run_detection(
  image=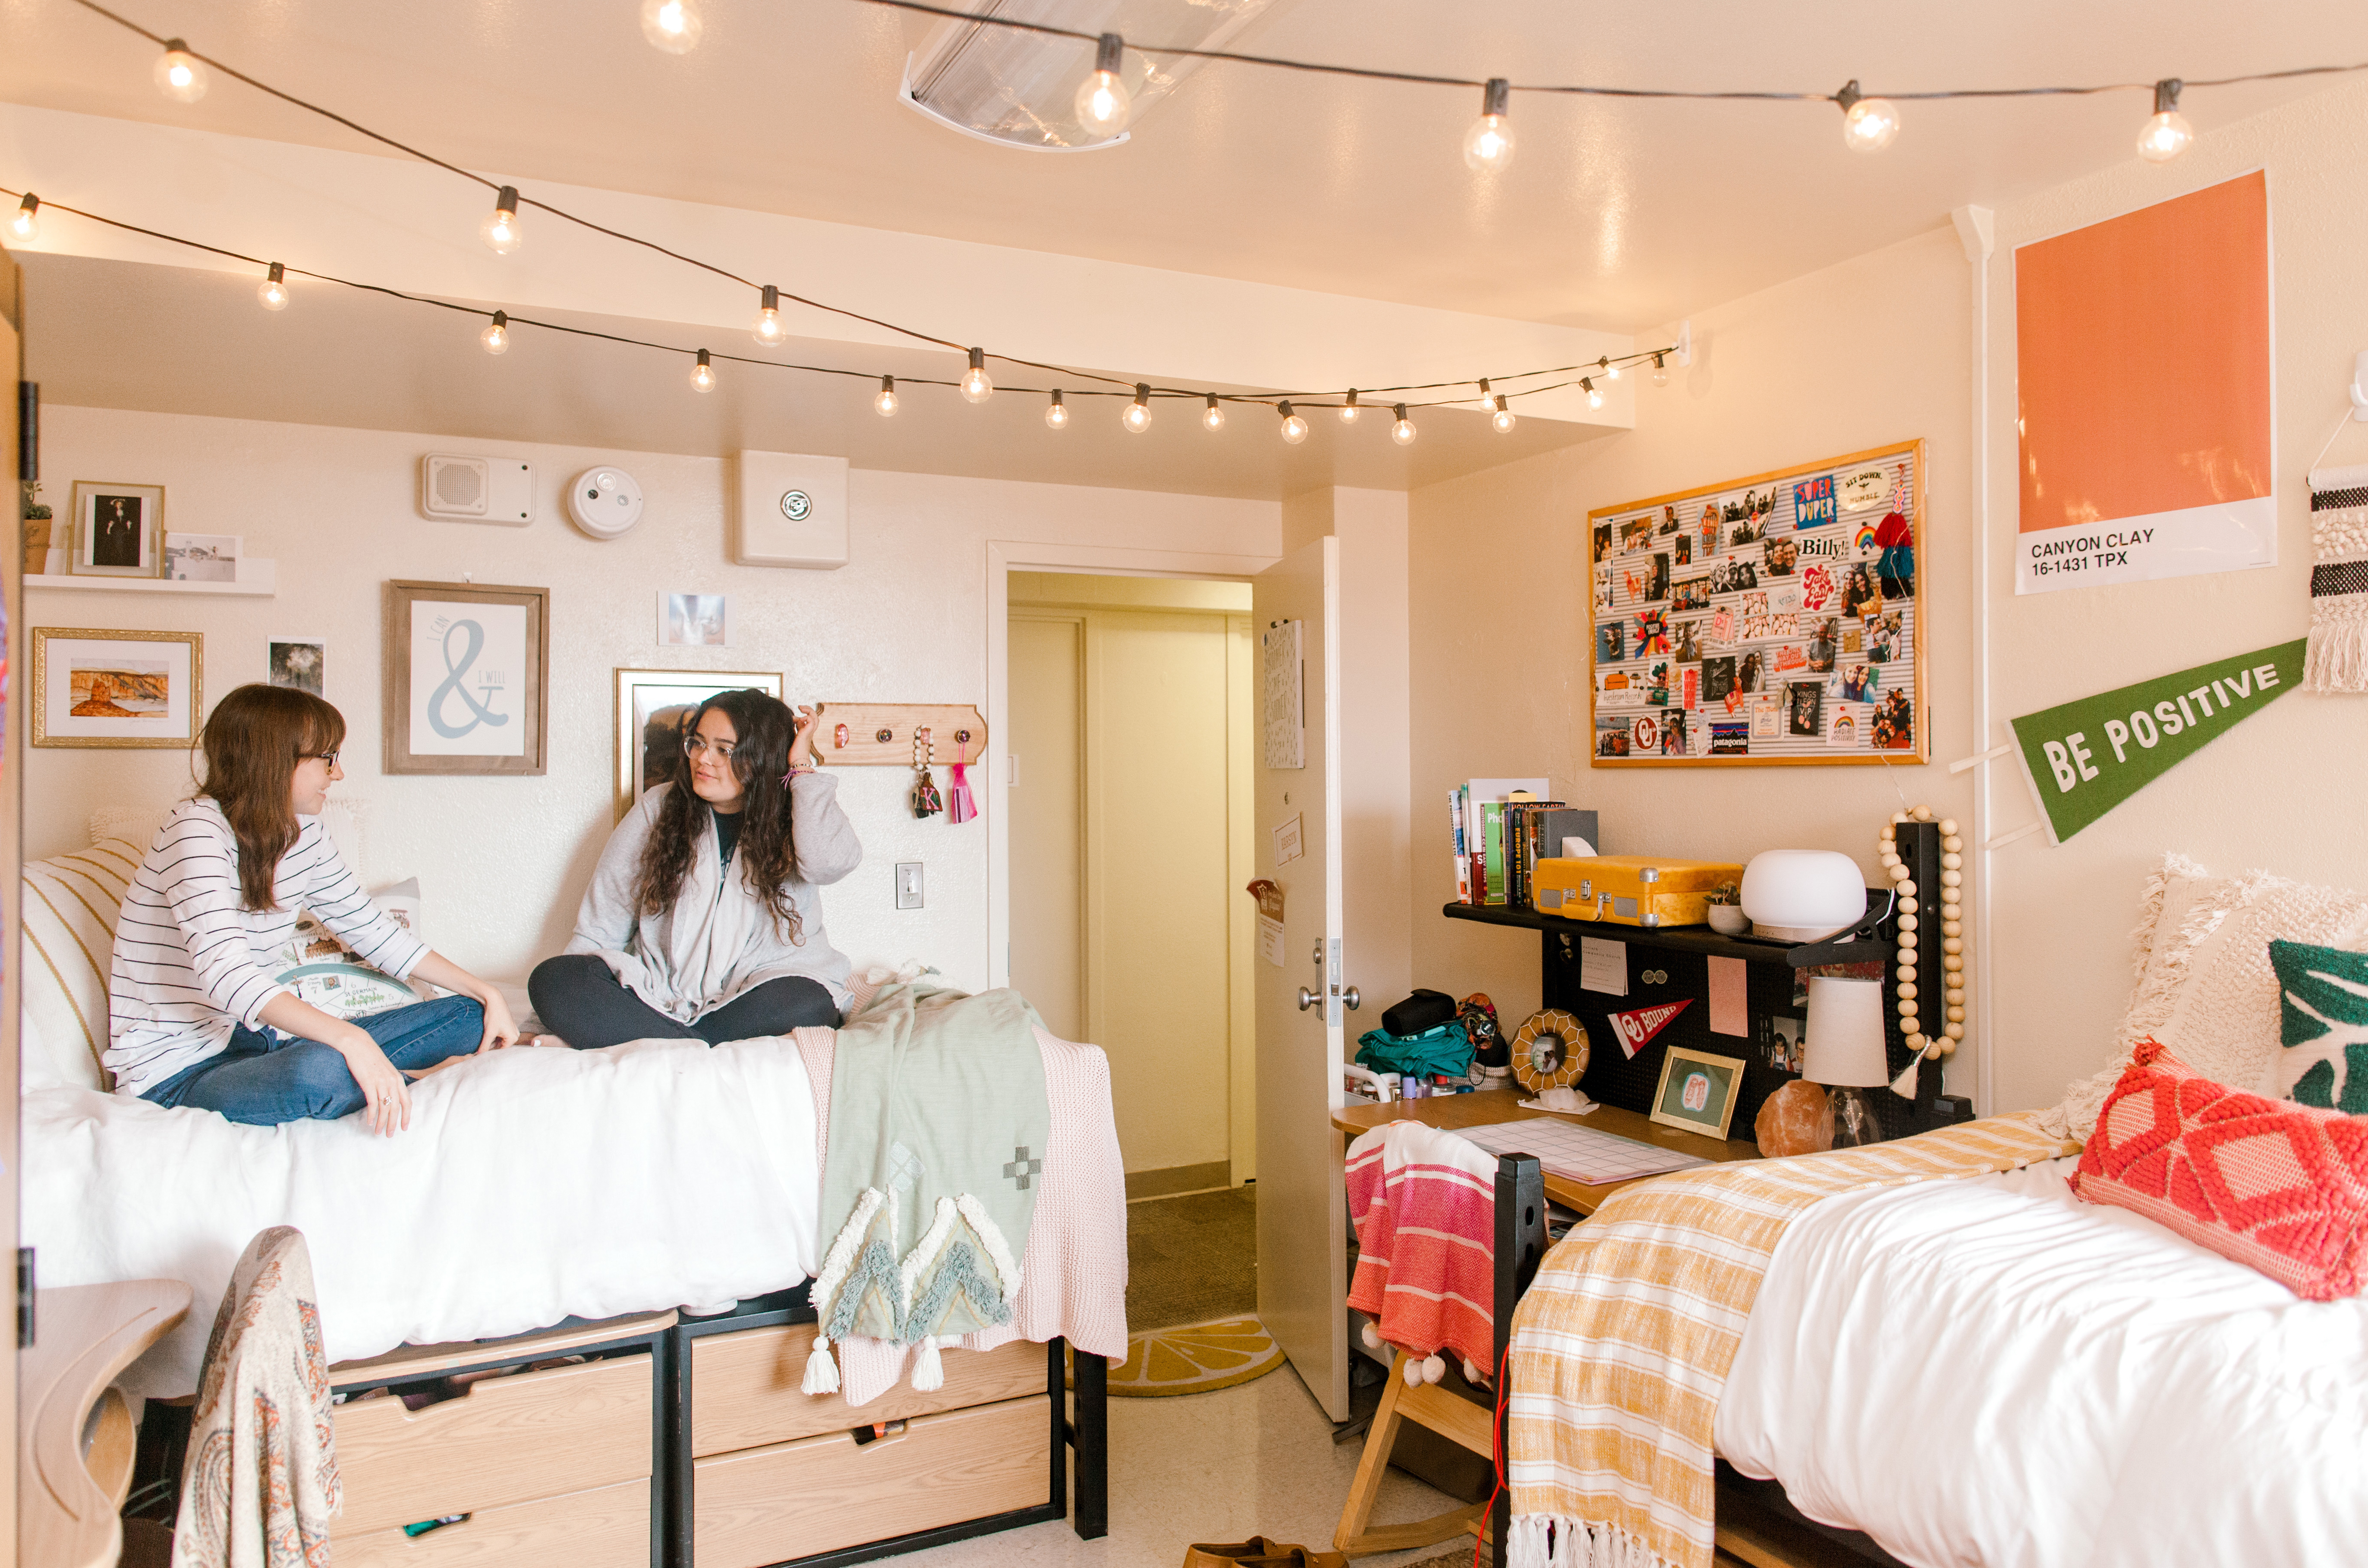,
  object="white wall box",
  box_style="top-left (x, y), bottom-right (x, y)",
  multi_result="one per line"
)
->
top-left (419, 454), bottom-right (535, 525)
top-left (733, 451), bottom-right (850, 570)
